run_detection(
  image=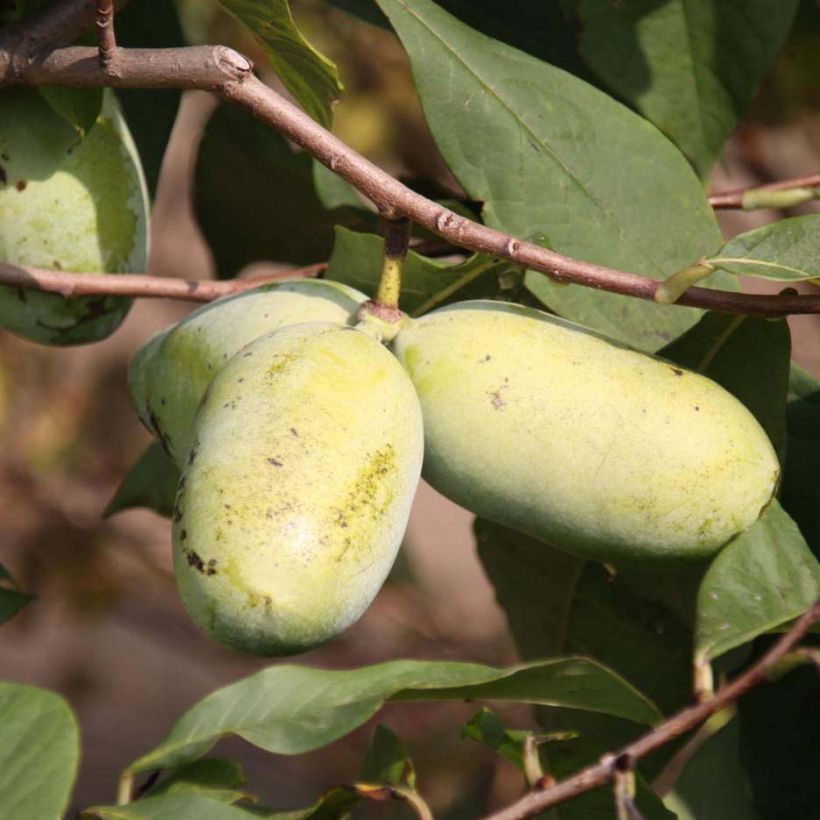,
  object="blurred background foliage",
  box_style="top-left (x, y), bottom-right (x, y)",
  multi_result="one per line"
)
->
top-left (0, 0), bottom-right (819, 815)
